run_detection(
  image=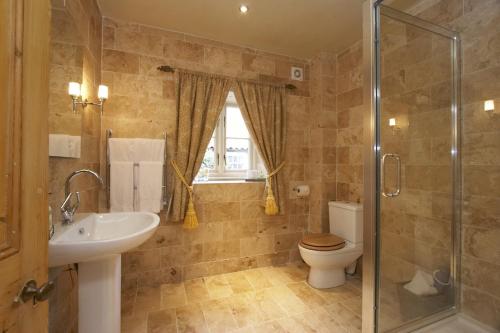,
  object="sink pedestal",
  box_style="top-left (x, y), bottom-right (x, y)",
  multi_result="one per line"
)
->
top-left (79, 255), bottom-right (121, 333)
top-left (49, 212), bottom-right (160, 332)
